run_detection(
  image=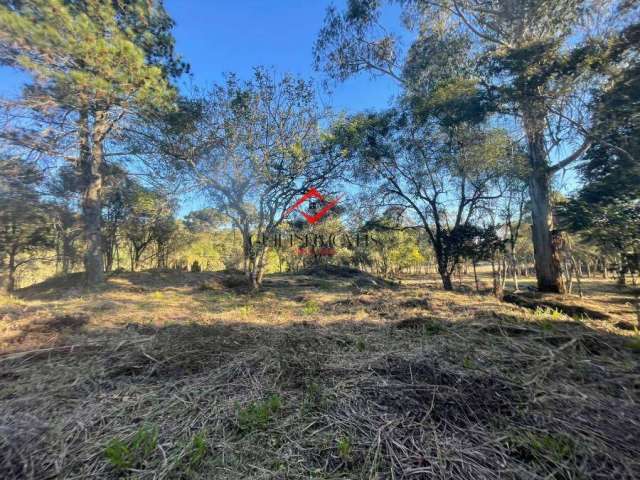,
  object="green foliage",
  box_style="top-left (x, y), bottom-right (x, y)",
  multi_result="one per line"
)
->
top-left (336, 435), bottom-right (352, 461)
top-left (237, 395), bottom-right (283, 432)
top-left (421, 320), bottom-right (444, 336)
top-left (301, 382), bottom-right (327, 412)
top-left (625, 337), bottom-right (640, 352)
top-left (508, 431), bottom-right (576, 464)
top-left (0, 0), bottom-right (176, 111)
top-left (0, 158), bottom-right (54, 291)
top-left (462, 356), bottom-right (474, 369)
top-left (302, 300), bottom-right (320, 315)
top-left (534, 306), bottom-right (565, 324)
top-left (184, 430), bottom-right (208, 469)
top-left (104, 425), bottom-right (158, 471)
